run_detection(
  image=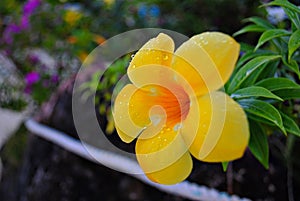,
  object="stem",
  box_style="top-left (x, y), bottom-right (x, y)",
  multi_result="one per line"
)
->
top-left (226, 162), bottom-right (233, 194)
